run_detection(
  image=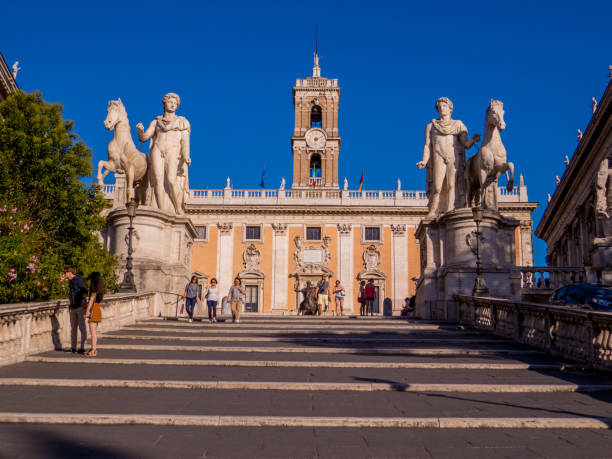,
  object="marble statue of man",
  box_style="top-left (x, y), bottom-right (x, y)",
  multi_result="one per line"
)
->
top-left (417, 97), bottom-right (480, 216)
top-left (136, 93), bottom-right (191, 214)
